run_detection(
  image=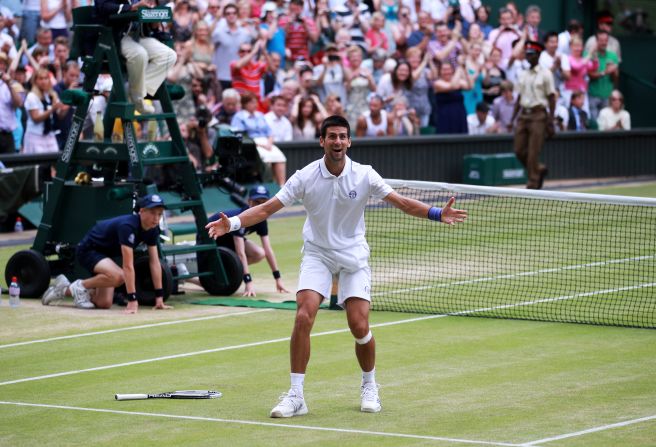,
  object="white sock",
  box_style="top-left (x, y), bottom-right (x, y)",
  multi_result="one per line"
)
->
top-left (290, 373), bottom-right (305, 395)
top-left (362, 368), bottom-right (376, 385)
